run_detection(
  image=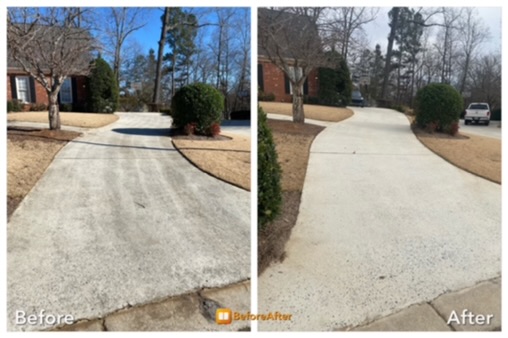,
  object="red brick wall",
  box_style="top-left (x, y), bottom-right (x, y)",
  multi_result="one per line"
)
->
top-left (259, 61), bottom-right (319, 103)
top-left (7, 73), bottom-right (88, 109)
